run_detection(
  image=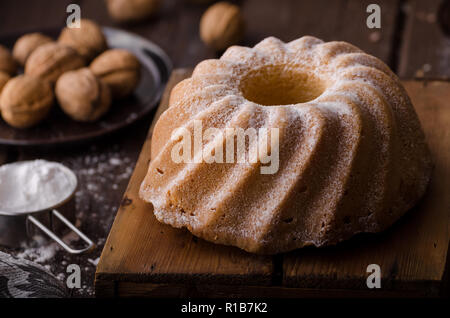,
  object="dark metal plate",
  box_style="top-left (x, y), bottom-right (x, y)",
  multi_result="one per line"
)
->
top-left (0, 27), bottom-right (172, 146)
